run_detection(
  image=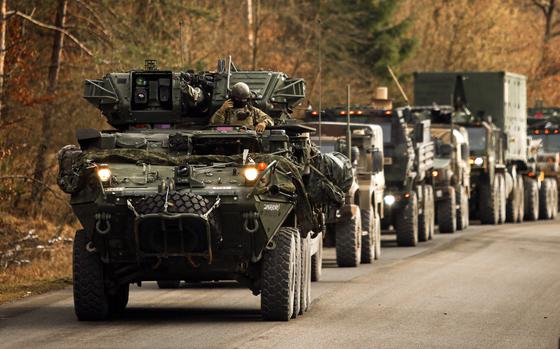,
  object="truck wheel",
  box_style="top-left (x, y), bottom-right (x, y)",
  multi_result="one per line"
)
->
top-left (539, 179), bottom-right (553, 220)
top-left (311, 234), bottom-right (323, 282)
top-left (108, 284), bottom-right (129, 314)
top-left (292, 233), bottom-right (302, 318)
top-left (517, 176), bottom-right (525, 223)
top-left (157, 280), bottom-right (181, 289)
top-left (524, 178), bottom-right (539, 221)
top-left (506, 176), bottom-right (521, 223)
top-left (73, 229), bottom-right (110, 321)
top-left (551, 180), bottom-right (558, 218)
top-left (374, 215), bottom-right (382, 259)
top-left (418, 186), bottom-right (434, 242)
top-left (498, 174), bottom-right (507, 224)
top-left (360, 208), bottom-right (374, 263)
top-left (426, 186), bottom-right (436, 240)
top-left (438, 187), bottom-right (457, 233)
top-left (299, 235), bottom-right (311, 315)
top-left (395, 192), bottom-right (418, 247)
top-left (261, 227), bottom-right (297, 321)
top-left (456, 186), bottom-right (469, 230)
top-left (336, 206), bottom-right (362, 267)
top-left (480, 179), bottom-right (500, 224)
